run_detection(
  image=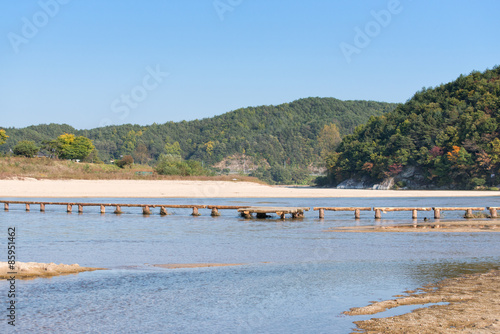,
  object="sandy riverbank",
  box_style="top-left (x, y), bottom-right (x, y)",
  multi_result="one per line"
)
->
top-left (345, 269), bottom-right (500, 333)
top-left (1, 179), bottom-right (500, 198)
top-left (326, 221), bottom-right (500, 233)
top-left (0, 262), bottom-right (106, 279)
